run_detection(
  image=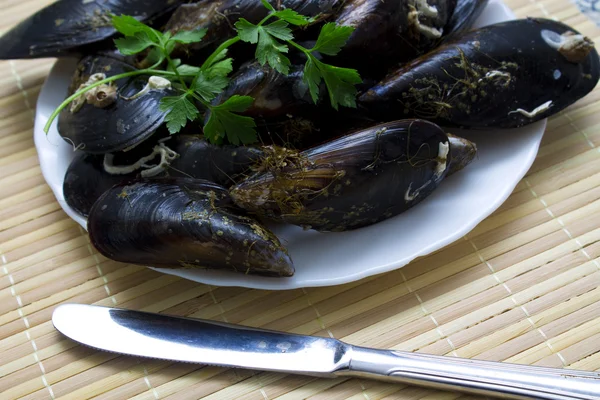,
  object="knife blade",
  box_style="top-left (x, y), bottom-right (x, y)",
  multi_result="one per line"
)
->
top-left (52, 304), bottom-right (600, 400)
